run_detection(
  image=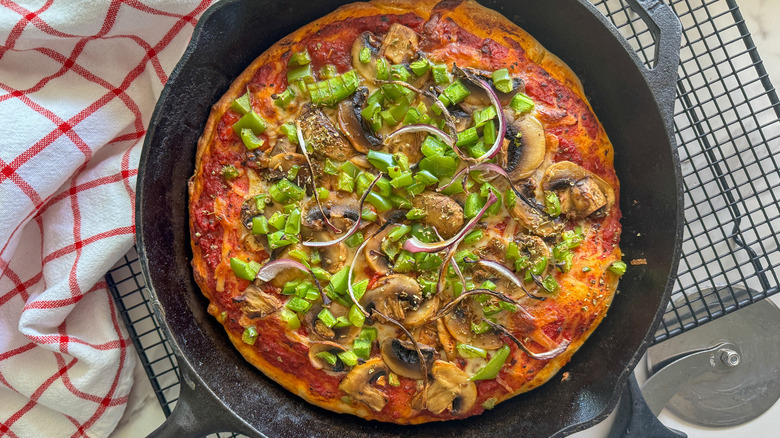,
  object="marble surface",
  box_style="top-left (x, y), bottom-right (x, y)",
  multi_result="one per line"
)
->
top-left (110, 0), bottom-right (780, 436)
